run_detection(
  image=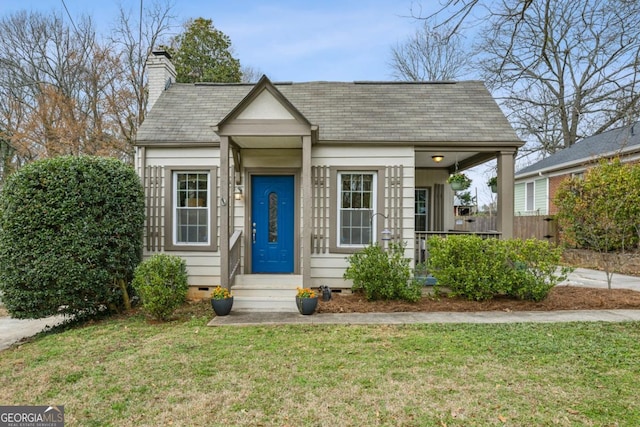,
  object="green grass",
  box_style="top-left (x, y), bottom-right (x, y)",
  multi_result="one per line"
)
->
top-left (1, 303), bottom-right (639, 426)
